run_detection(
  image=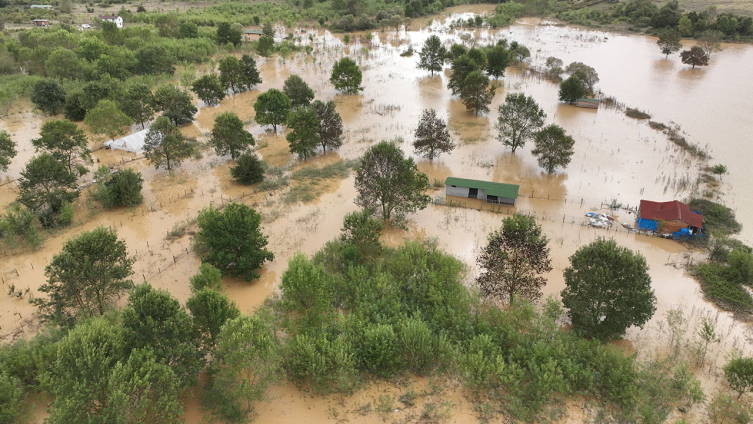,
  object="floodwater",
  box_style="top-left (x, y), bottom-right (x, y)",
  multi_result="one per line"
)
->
top-left (3, 5), bottom-right (753, 422)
